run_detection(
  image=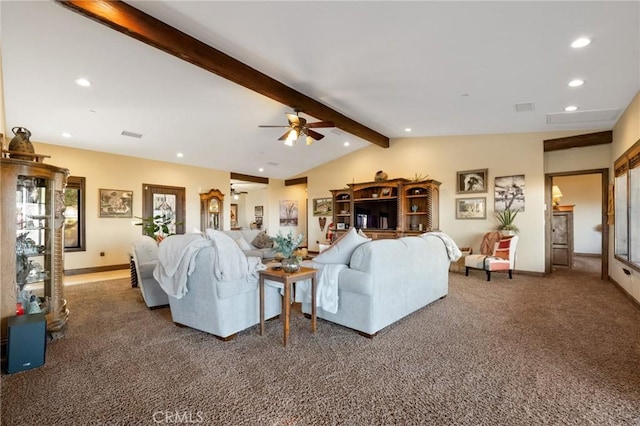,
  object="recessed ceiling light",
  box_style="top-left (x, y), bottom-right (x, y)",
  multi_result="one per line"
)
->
top-left (564, 105), bottom-right (578, 112)
top-left (405, 128), bottom-right (412, 132)
top-left (571, 37), bottom-right (591, 48)
top-left (61, 132), bottom-right (72, 138)
top-left (176, 152), bottom-right (184, 158)
top-left (568, 79), bottom-right (584, 87)
top-left (344, 141), bottom-right (350, 147)
top-left (75, 78), bottom-right (92, 87)
top-left (258, 167), bottom-right (264, 172)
